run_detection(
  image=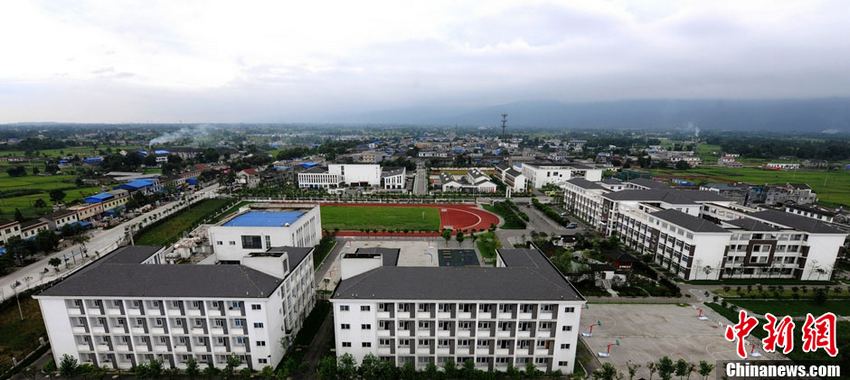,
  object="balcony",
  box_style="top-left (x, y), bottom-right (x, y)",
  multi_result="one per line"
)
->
top-left (213, 346), bottom-right (227, 353)
top-left (476, 330), bottom-right (491, 338)
top-left (131, 327), bottom-right (146, 334)
top-left (517, 330), bottom-right (531, 338)
top-left (232, 345), bottom-right (247, 354)
top-left (191, 327), bottom-right (205, 335)
top-left (456, 329), bottom-right (473, 338)
top-left (153, 345), bottom-right (169, 353)
top-left (436, 329), bottom-right (451, 337)
top-left (210, 327), bottom-right (225, 335)
top-left (90, 326), bottom-right (106, 334)
top-left (227, 309), bottom-right (243, 317)
top-left (538, 311), bottom-right (554, 320)
top-left (207, 309), bottom-right (224, 317)
top-left (496, 330), bottom-right (512, 338)
top-left (436, 346), bottom-right (451, 355)
top-left (495, 348), bottom-right (510, 356)
top-left (397, 330), bottom-right (412, 337)
top-left (166, 309), bottom-right (182, 316)
top-left (173, 345), bottom-right (189, 353)
top-left (96, 344), bottom-right (110, 351)
top-left (114, 344), bottom-right (130, 352)
top-left (126, 308), bottom-right (142, 316)
top-left (77, 344), bottom-right (92, 352)
top-left (87, 308), bottom-right (103, 316)
top-left (106, 308), bottom-right (122, 316)
top-left (150, 327), bottom-right (166, 335)
top-left (518, 312), bottom-right (533, 320)
top-left (416, 329), bottom-right (431, 337)
top-left (192, 345), bottom-right (208, 353)
top-left (437, 311), bottom-right (451, 319)
top-left (396, 311), bottom-right (412, 319)
top-left (72, 326), bottom-right (88, 334)
top-left (377, 347), bottom-right (393, 355)
top-left (186, 309), bottom-right (202, 317)
top-left (146, 308), bottom-right (163, 316)
top-left (377, 311), bottom-right (391, 319)
top-left (457, 312), bottom-right (472, 319)
top-left (377, 329), bottom-right (392, 337)
top-left (534, 348), bottom-right (550, 356)
top-left (497, 311), bottom-right (512, 319)
top-left (415, 311), bottom-right (431, 319)
top-left (416, 346), bottom-right (431, 354)
top-left (68, 308), bottom-right (84, 316)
